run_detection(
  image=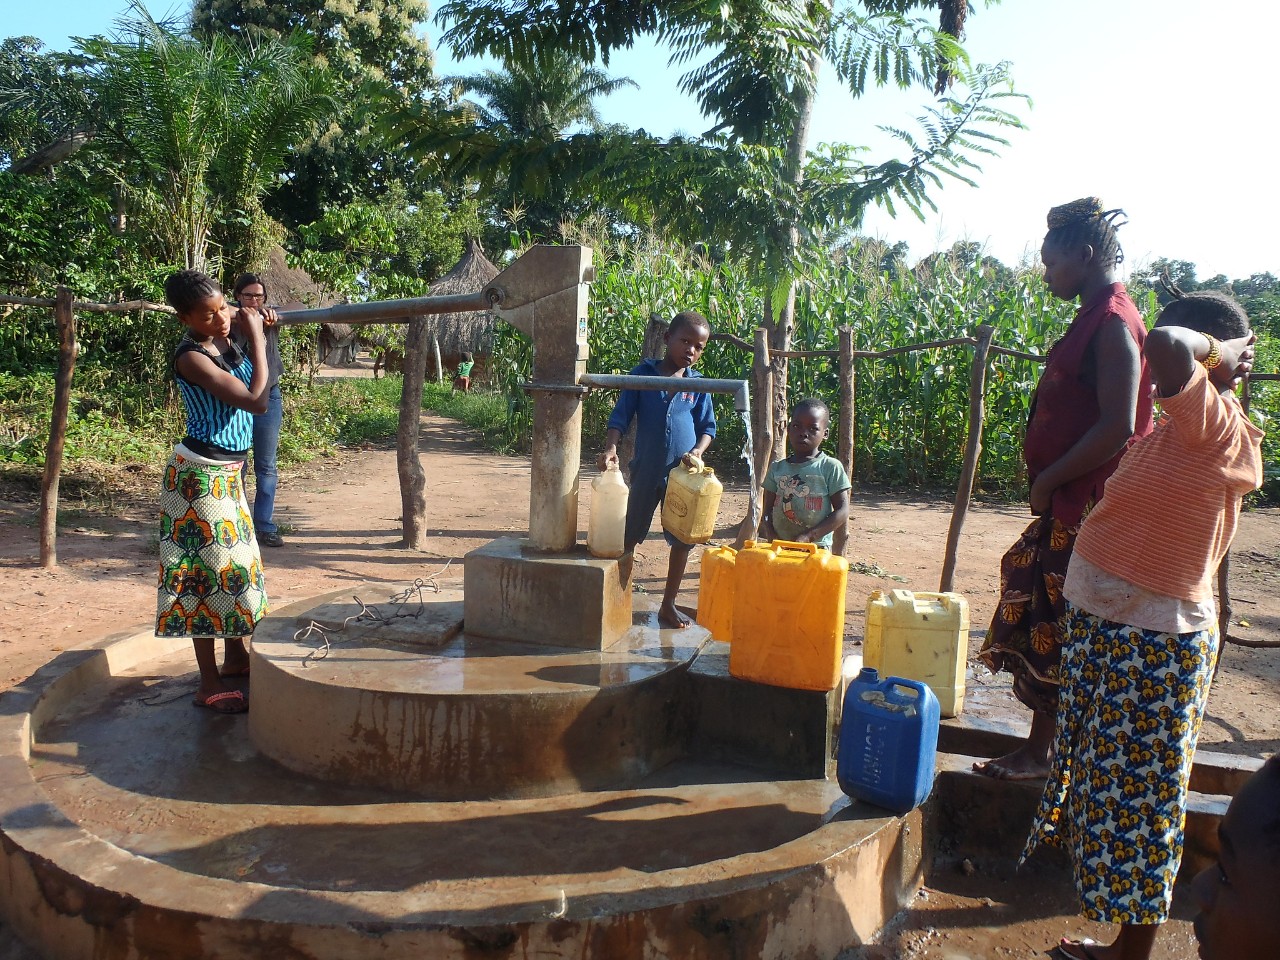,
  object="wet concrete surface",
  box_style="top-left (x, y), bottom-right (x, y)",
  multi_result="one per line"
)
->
top-left (29, 646), bottom-right (856, 894)
top-left (259, 593), bottom-right (705, 695)
top-left (246, 594), bottom-right (714, 797)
